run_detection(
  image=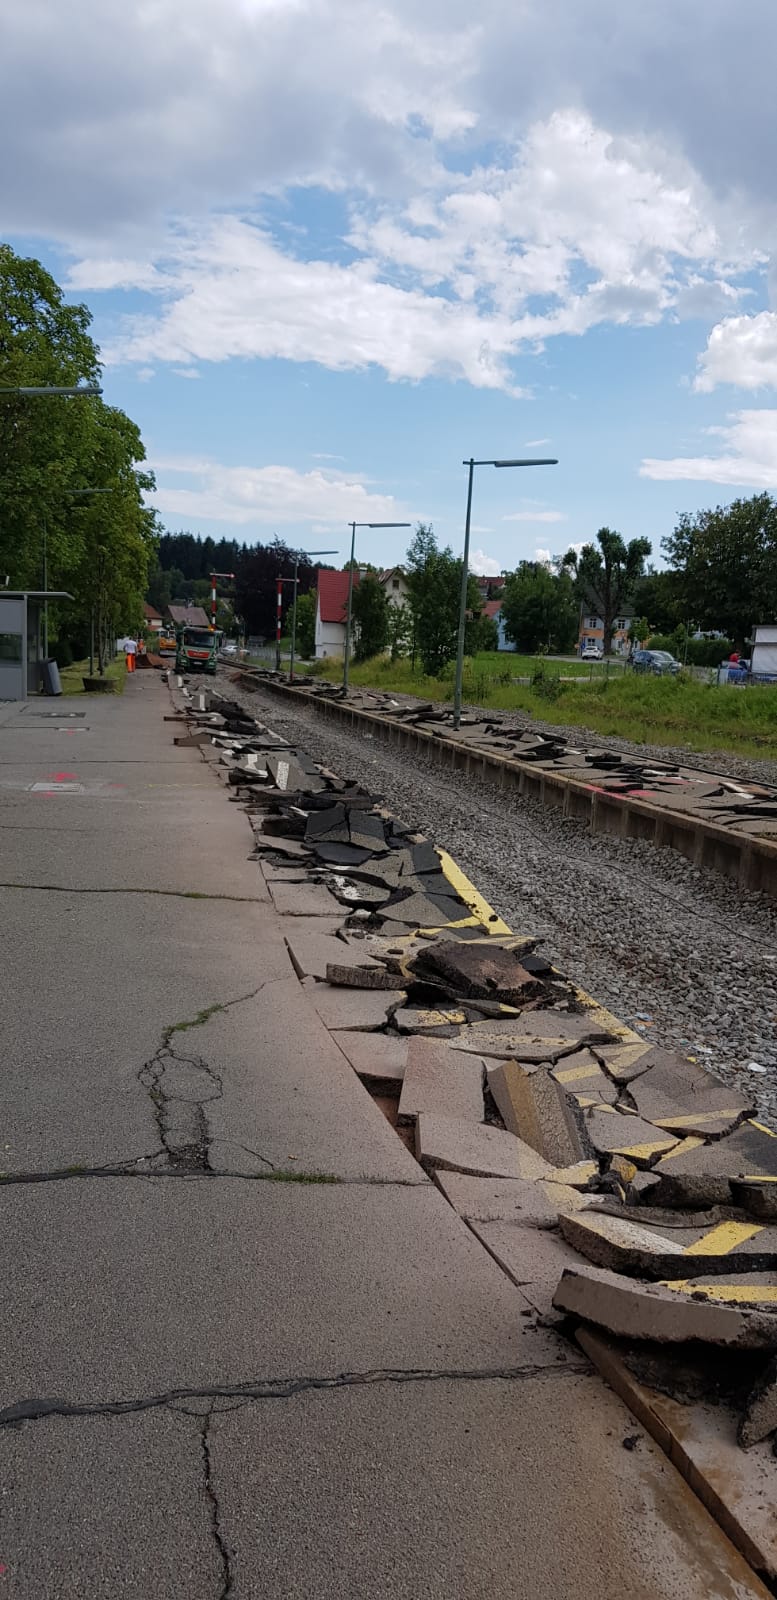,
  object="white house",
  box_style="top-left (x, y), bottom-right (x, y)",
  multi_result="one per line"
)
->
top-left (315, 569), bottom-right (357, 659)
top-left (379, 567), bottom-right (410, 608)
